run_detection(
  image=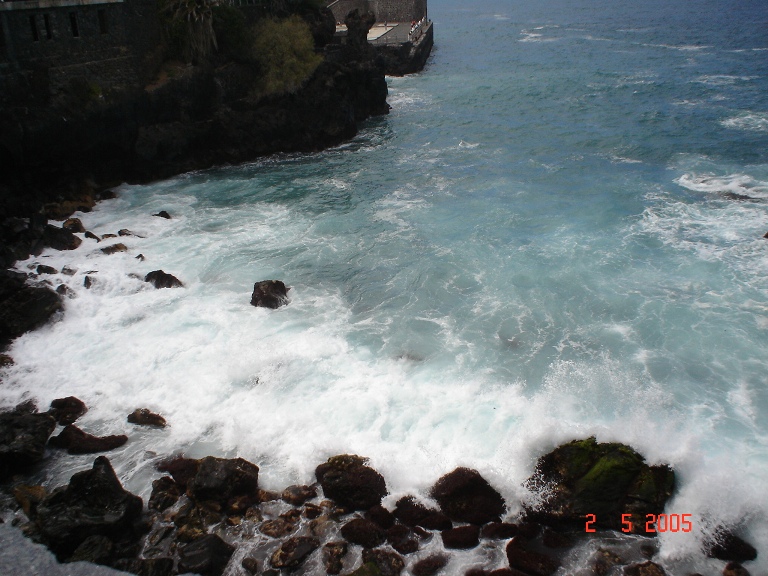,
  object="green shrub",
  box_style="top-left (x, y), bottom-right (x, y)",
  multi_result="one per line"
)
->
top-left (211, 5), bottom-right (250, 60)
top-left (250, 15), bottom-right (322, 96)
